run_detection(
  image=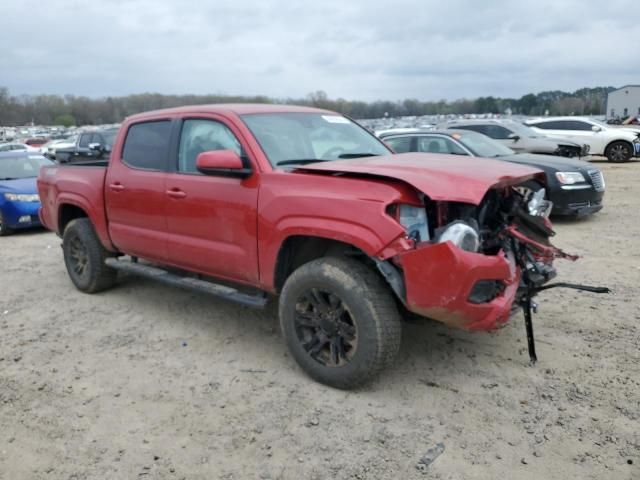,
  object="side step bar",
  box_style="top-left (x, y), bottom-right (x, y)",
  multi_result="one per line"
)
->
top-left (105, 258), bottom-right (268, 309)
